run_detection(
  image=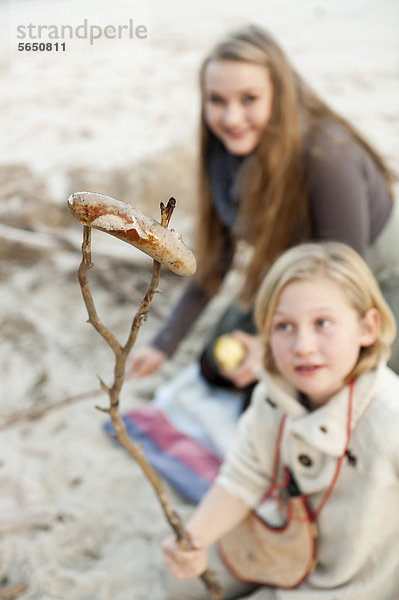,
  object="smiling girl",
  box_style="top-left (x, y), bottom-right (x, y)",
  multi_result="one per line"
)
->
top-left (130, 24), bottom-right (399, 401)
top-left (162, 241), bottom-right (399, 600)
